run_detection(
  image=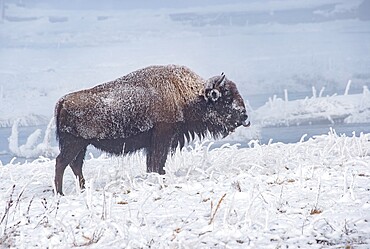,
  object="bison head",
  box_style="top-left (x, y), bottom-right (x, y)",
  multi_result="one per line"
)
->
top-left (203, 73), bottom-right (250, 137)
